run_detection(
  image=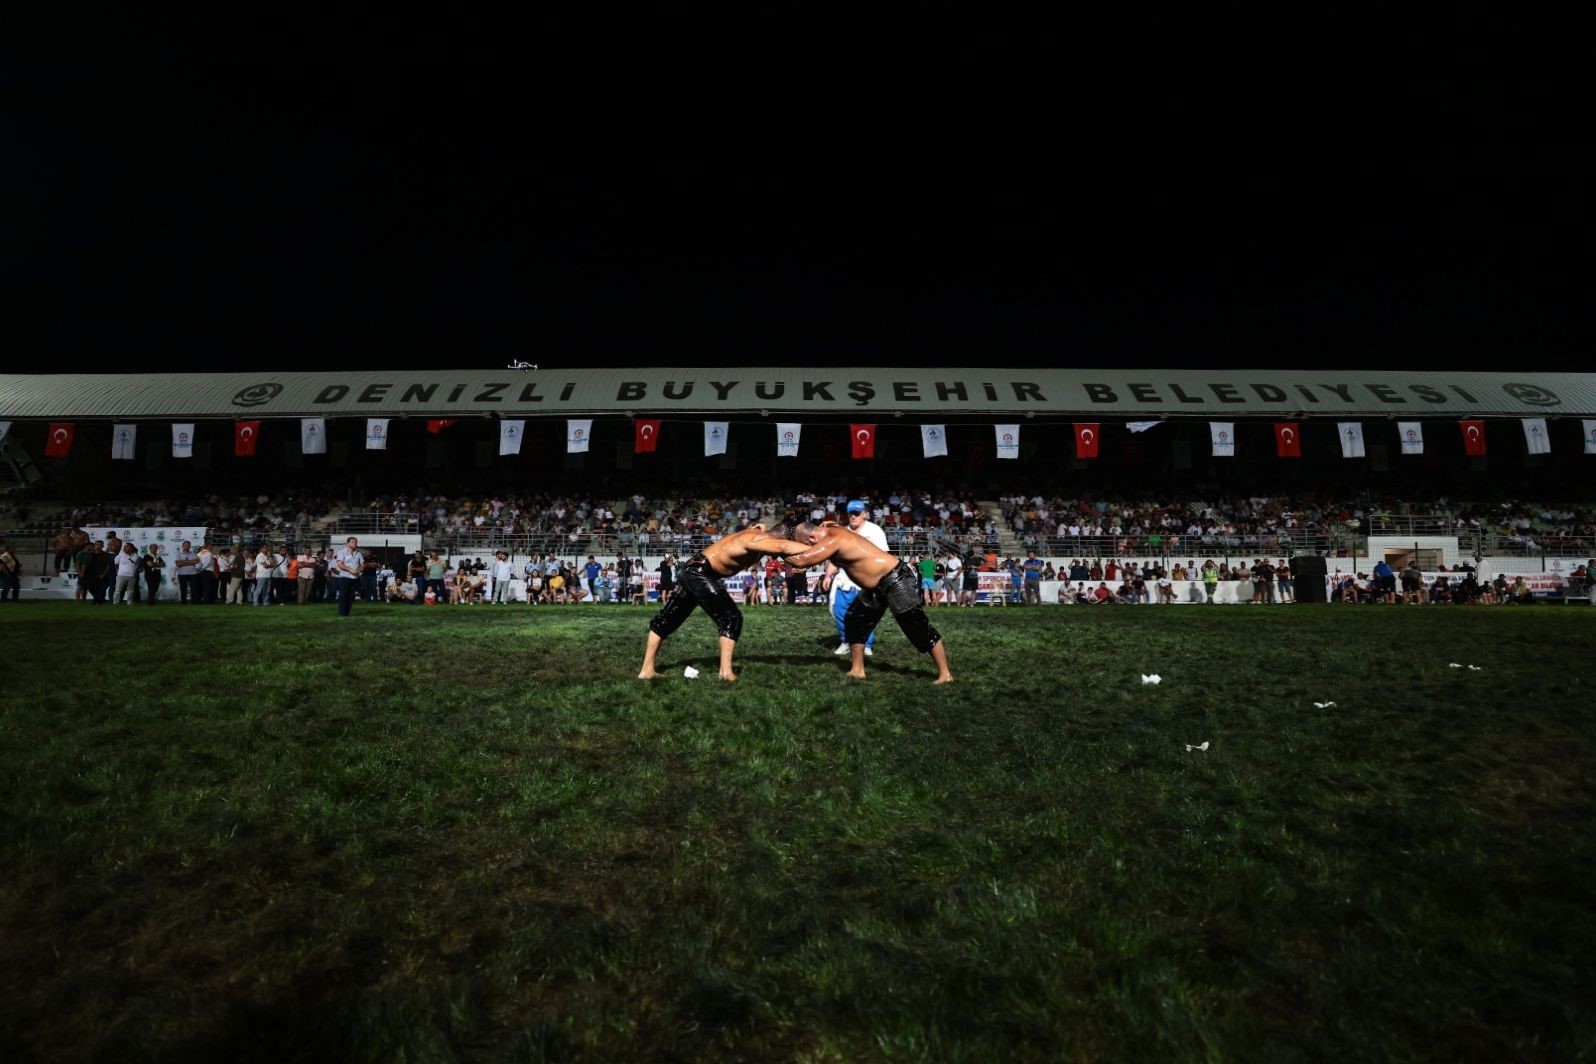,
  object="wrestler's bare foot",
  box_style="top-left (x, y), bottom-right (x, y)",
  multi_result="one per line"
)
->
top-left (933, 674), bottom-right (954, 685)
top-left (637, 669), bottom-right (665, 680)
top-left (846, 668), bottom-right (867, 679)
top-left (719, 671), bottom-right (737, 682)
